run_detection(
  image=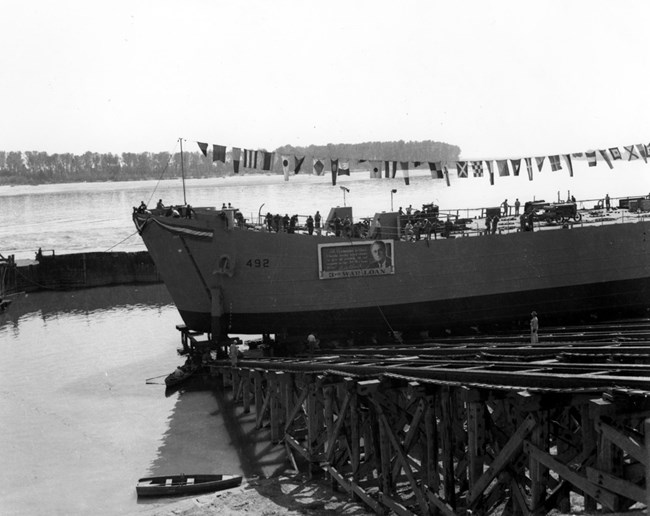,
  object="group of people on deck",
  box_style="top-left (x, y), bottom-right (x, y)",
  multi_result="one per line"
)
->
top-left (264, 212), bottom-right (321, 234)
